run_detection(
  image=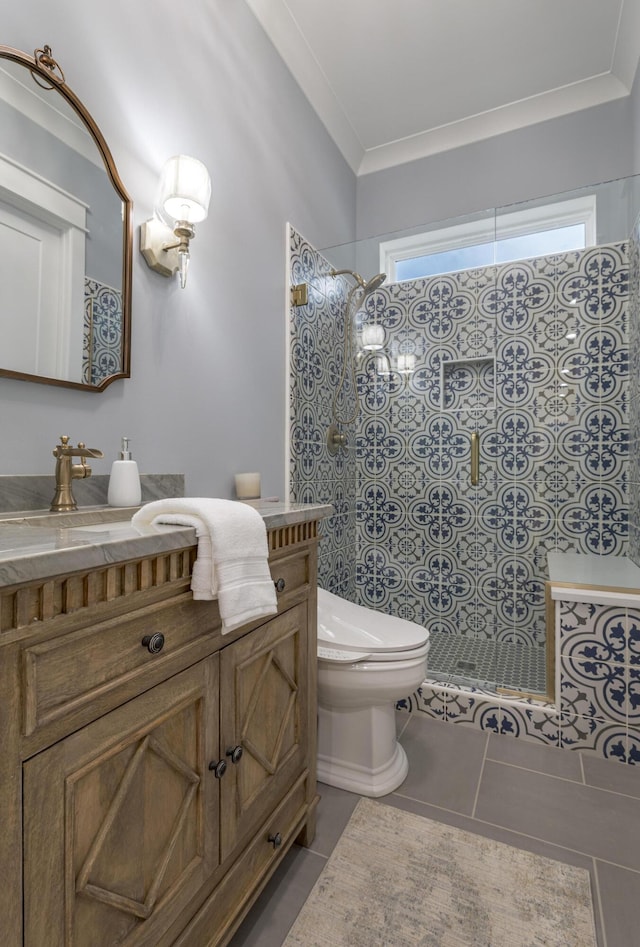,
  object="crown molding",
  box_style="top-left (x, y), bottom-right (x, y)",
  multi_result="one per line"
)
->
top-left (358, 73), bottom-right (630, 176)
top-left (246, 0), bottom-right (637, 178)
